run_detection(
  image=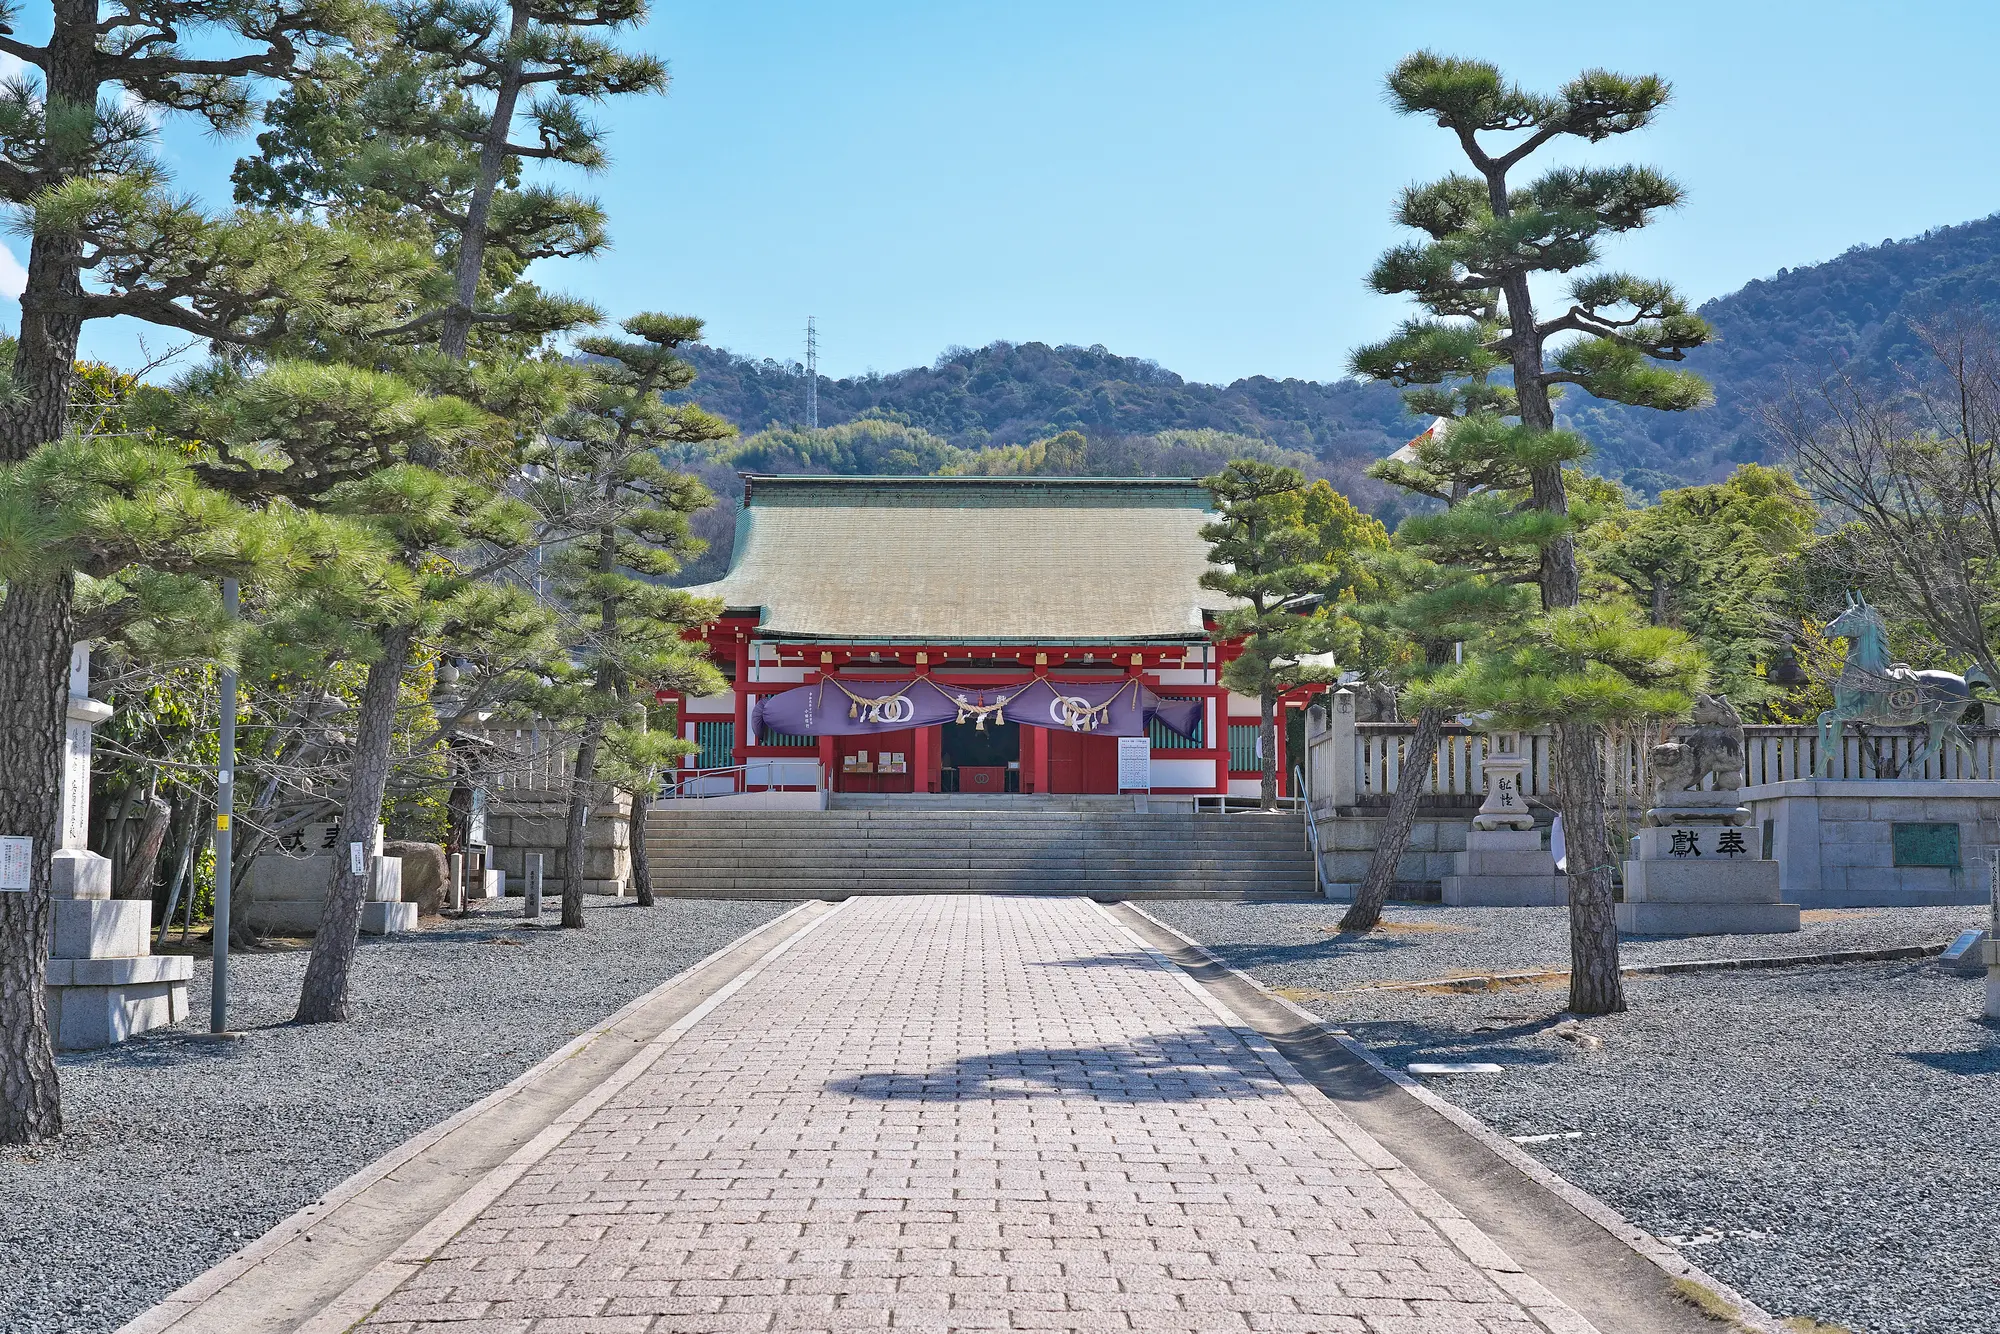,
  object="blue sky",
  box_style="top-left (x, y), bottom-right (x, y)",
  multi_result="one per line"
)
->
top-left (42, 1), bottom-right (2000, 385)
